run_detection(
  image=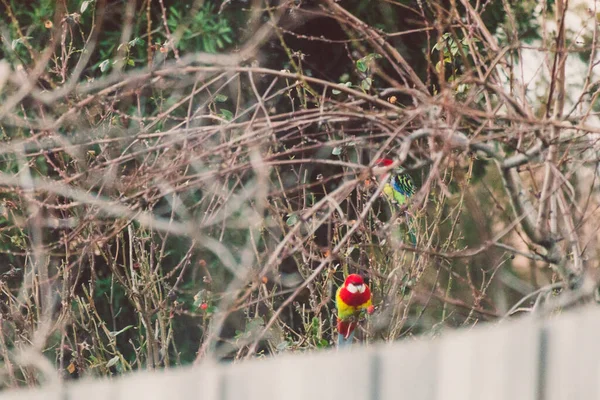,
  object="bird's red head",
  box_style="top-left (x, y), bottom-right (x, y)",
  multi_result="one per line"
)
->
top-left (344, 273), bottom-right (365, 286)
top-left (375, 158), bottom-right (394, 167)
top-left (340, 274), bottom-right (371, 307)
